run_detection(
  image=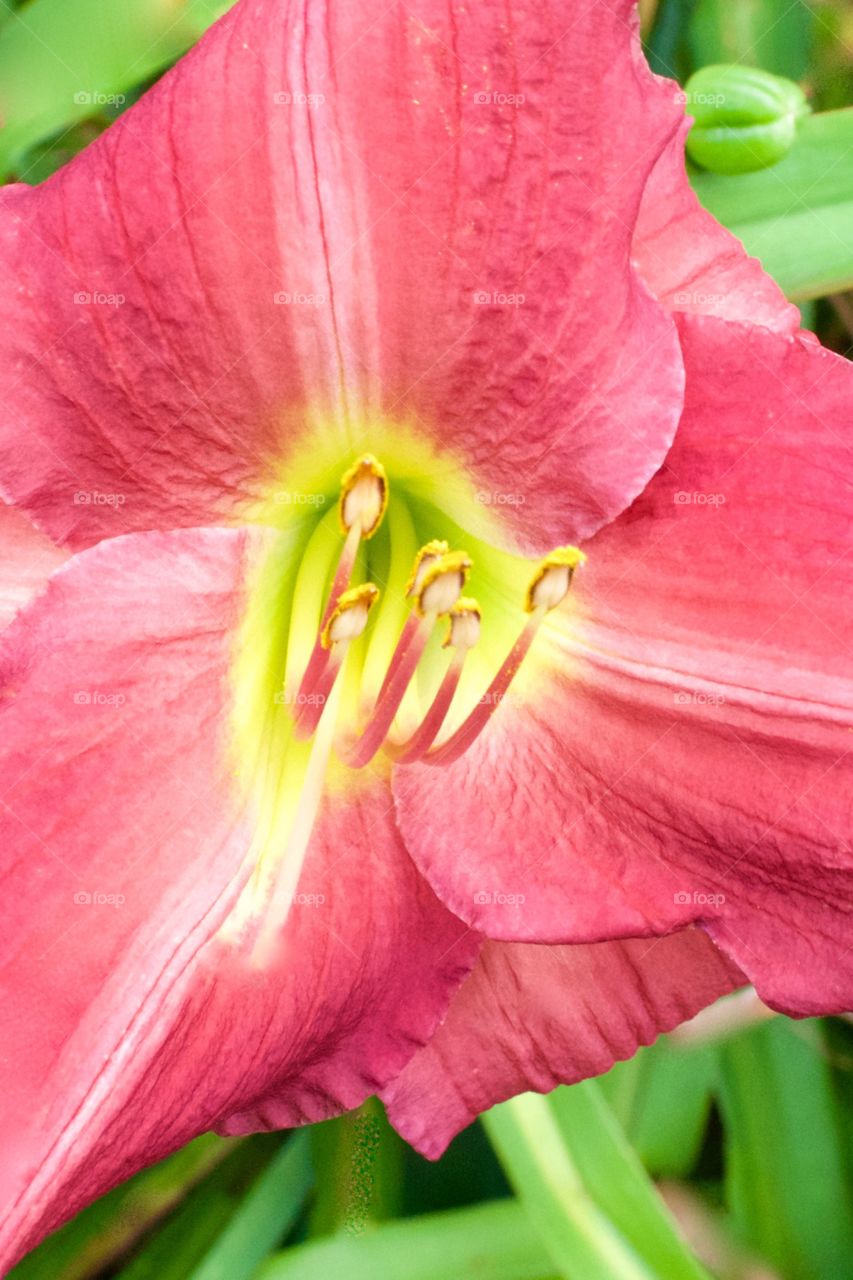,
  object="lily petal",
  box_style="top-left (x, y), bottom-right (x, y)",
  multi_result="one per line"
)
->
top-left (382, 928), bottom-right (742, 1158)
top-left (0, 0), bottom-right (685, 553)
top-left (0, 526), bottom-right (475, 1268)
top-left (393, 315), bottom-right (853, 1017)
top-left (0, 499), bottom-right (66, 630)
top-left (632, 121), bottom-right (800, 333)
